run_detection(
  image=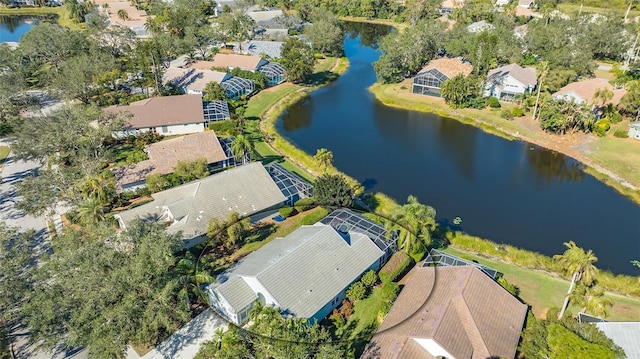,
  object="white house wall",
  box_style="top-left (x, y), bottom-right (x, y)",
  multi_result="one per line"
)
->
top-left (553, 92), bottom-right (586, 104)
top-left (484, 74), bottom-right (532, 98)
top-left (209, 287), bottom-right (240, 324)
top-left (241, 276), bottom-right (280, 307)
top-left (157, 122), bottom-right (205, 136)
